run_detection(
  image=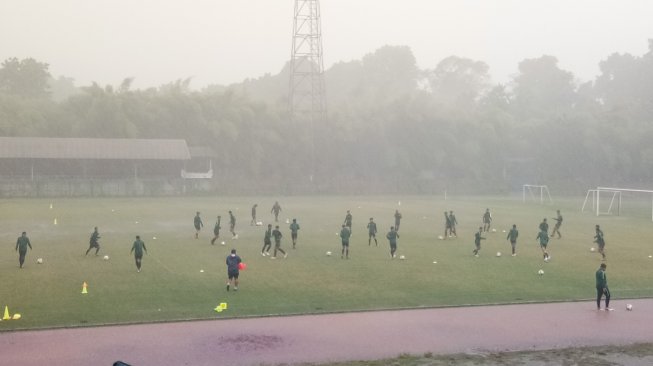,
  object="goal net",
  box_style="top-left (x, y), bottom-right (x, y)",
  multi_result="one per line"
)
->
top-left (582, 187), bottom-right (653, 221)
top-left (522, 184), bottom-right (553, 204)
